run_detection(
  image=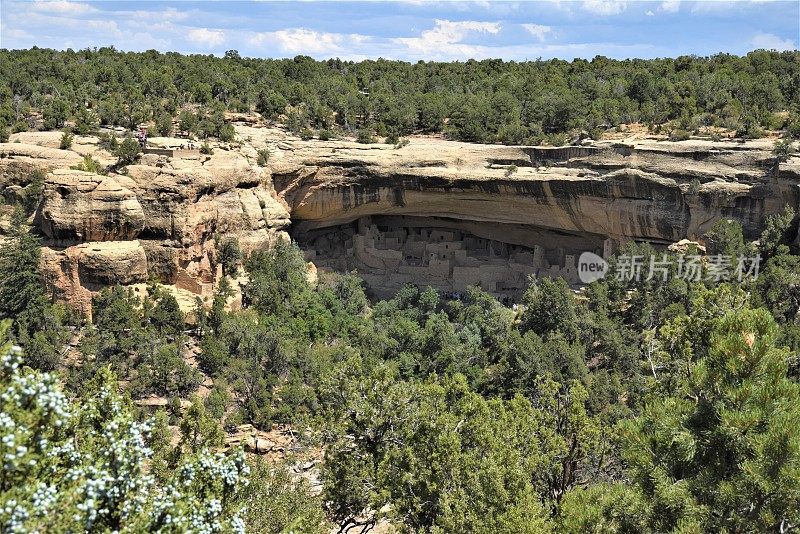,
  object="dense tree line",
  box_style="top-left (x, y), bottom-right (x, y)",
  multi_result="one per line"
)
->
top-left (1, 48), bottom-right (799, 144)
